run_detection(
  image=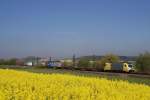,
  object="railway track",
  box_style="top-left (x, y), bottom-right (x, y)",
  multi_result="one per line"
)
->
top-left (48, 67), bottom-right (150, 79)
top-left (1, 66), bottom-right (150, 78)
top-left (67, 69), bottom-right (150, 79)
